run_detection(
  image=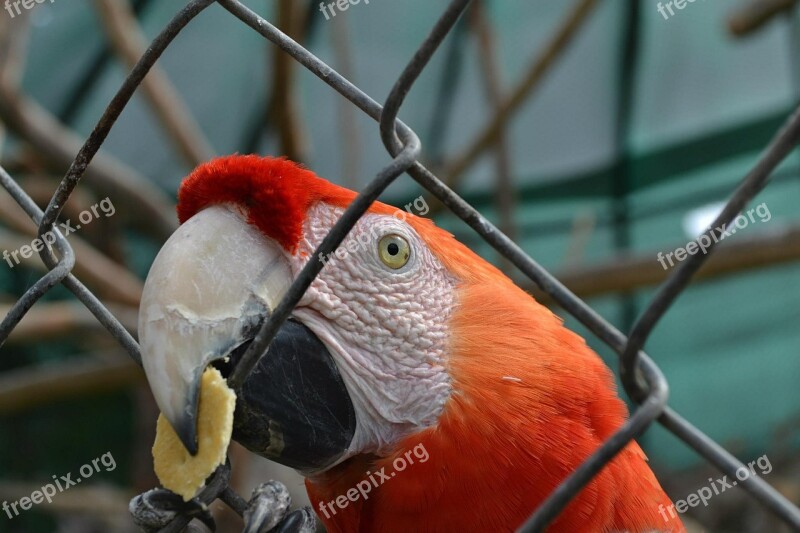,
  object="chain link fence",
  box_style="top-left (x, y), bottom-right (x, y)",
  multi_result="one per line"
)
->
top-left (1, 0), bottom-right (800, 531)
